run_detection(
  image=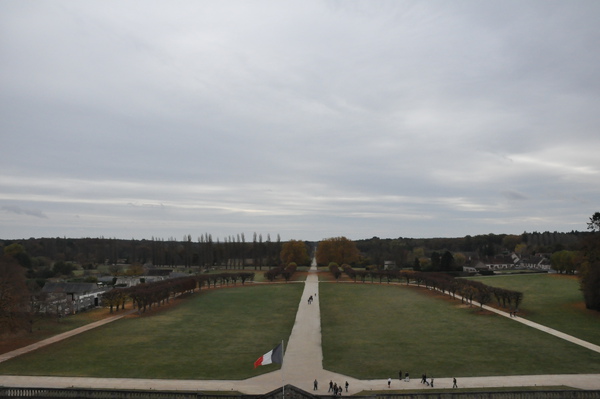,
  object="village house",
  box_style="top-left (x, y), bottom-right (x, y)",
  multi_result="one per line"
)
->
top-left (520, 255), bottom-right (551, 271)
top-left (40, 282), bottom-right (108, 315)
